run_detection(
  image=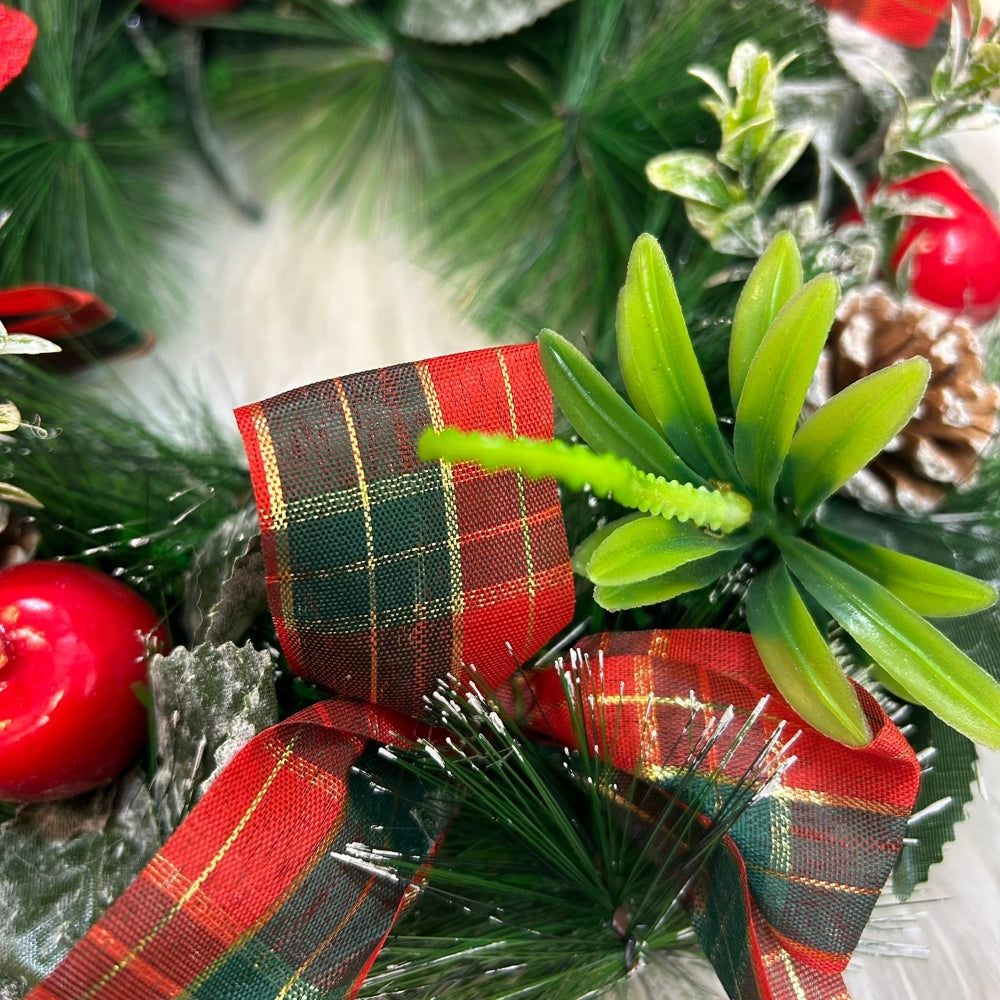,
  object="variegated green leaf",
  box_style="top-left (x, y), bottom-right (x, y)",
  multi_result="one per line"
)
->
top-left (733, 274), bottom-right (839, 503)
top-left (782, 357), bottom-right (929, 519)
top-left (729, 231), bottom-right (802, 409)
top-left (747, 564), bottom-right (871, 747)
top-left (593, 549), bottom-right (740, 612)
top-left (586, 515), bottom-right (749, 587)
top-left (781, 536), bottom-right (1000, 749)
top-left (616, 234), bottom-right (736, 482)
top-left (538, 330), bottom-right (703, 484)
top-left (0, 402), bottom-right (21, 433)
top-left (645, 152), bottom-right (732, 208)
top-left (754, 127), bottom-right (812, 199)
top-left (814, 524), bottom-right (996, 618)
